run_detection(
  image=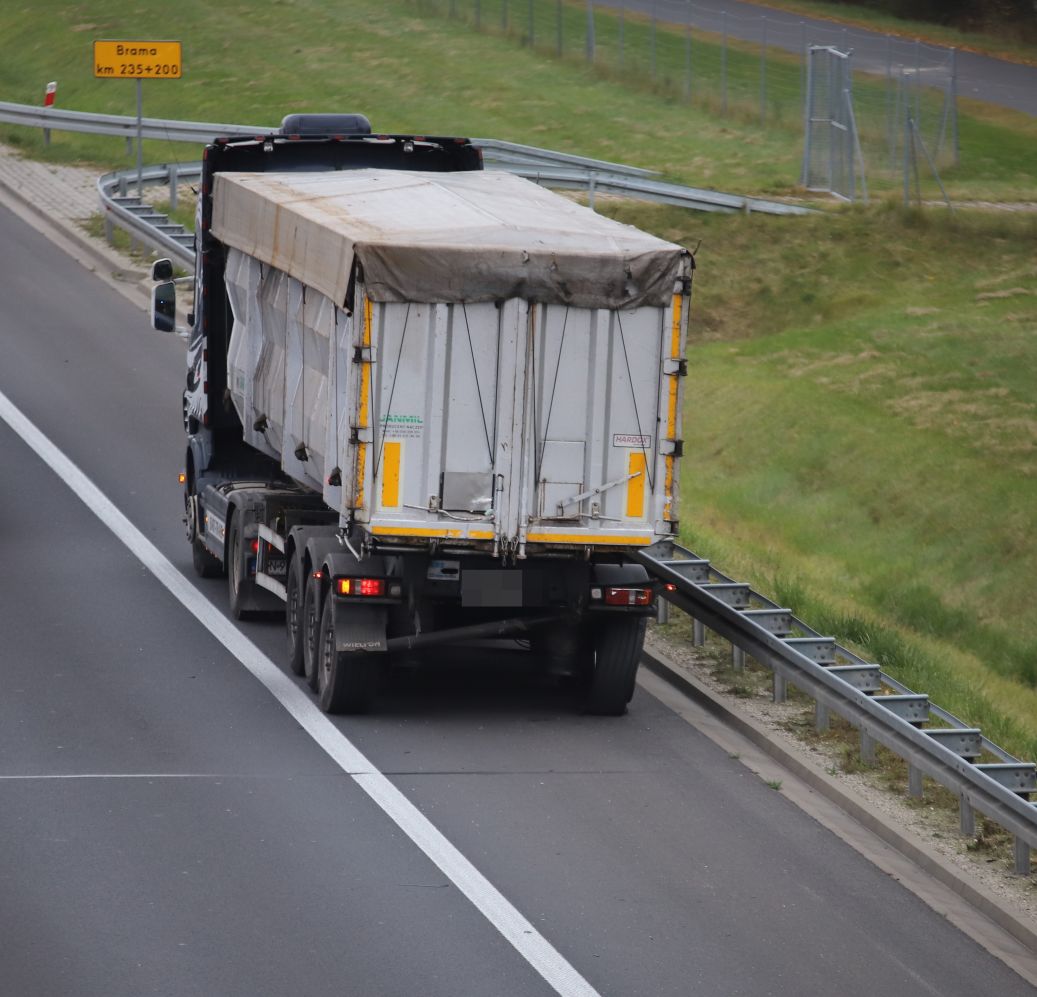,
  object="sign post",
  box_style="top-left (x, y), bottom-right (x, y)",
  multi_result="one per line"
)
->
top-left (93, 40), bottom-right (182, 197)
